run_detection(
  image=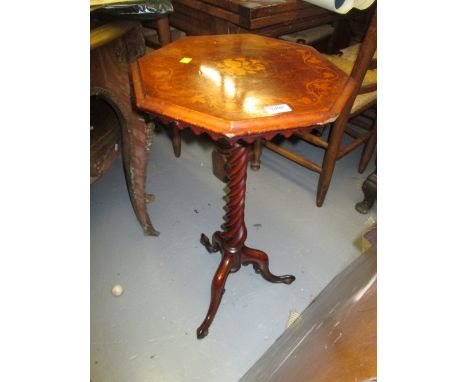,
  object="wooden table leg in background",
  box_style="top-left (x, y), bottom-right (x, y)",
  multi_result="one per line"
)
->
top-left (153, 16), bottom-right (171, 46)
top-left (211, 139), bottom-right (231, 183)
top-left (168, 121), bottom-right (181, 158)
top-left (250, 138), bottom-right (263, 171)
top-left (198, 141), bottom-right (296, 338)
